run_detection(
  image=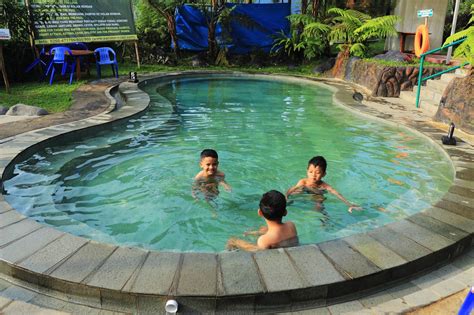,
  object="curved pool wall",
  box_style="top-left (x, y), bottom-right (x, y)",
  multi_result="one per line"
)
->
top-left (0, 72), bottom-right (472, 313)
